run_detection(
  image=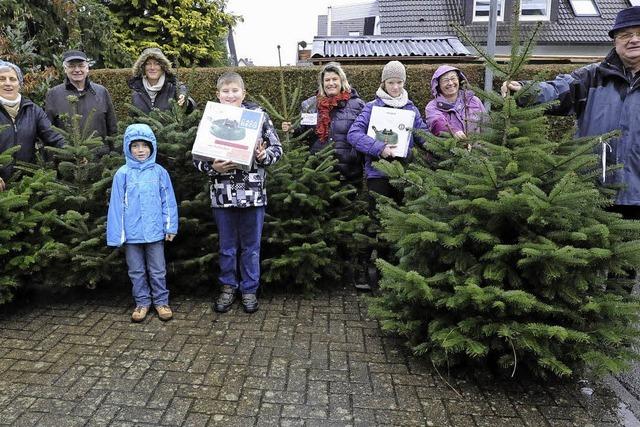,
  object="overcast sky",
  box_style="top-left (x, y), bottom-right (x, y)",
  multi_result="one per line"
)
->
top-left (226, 0), bottom-right (366, 66)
